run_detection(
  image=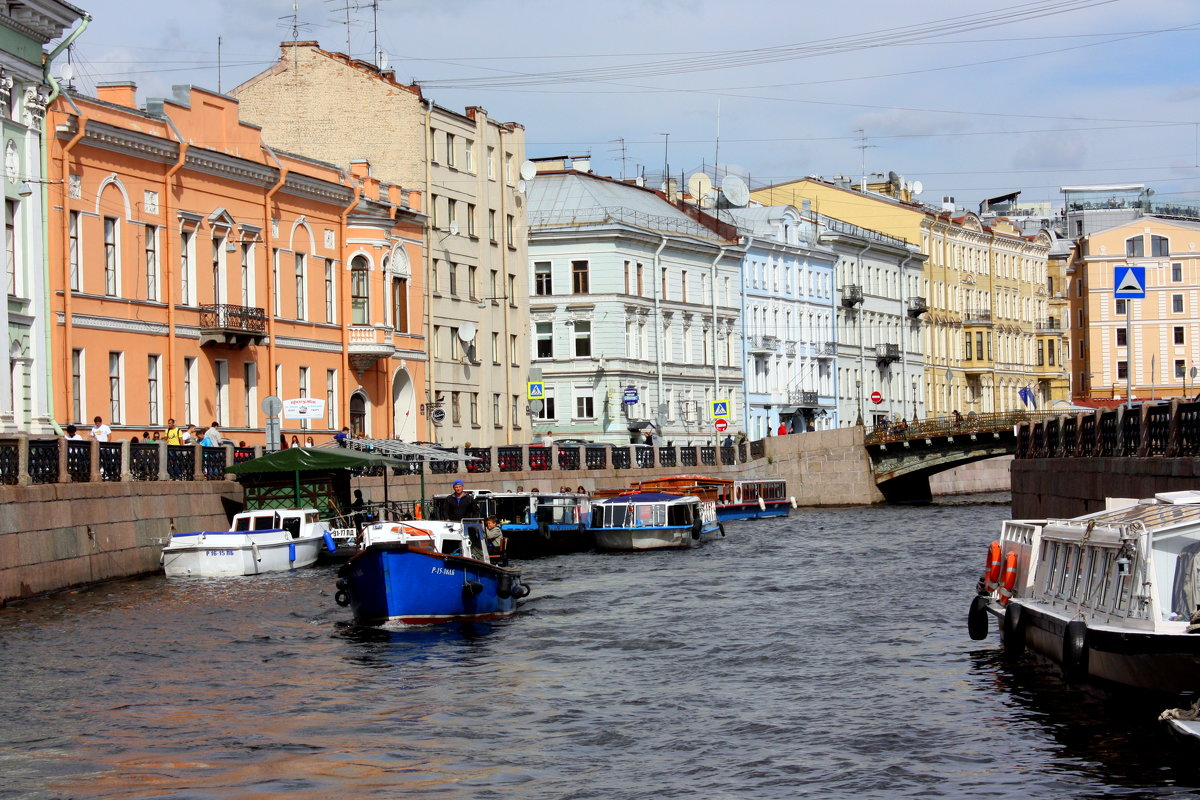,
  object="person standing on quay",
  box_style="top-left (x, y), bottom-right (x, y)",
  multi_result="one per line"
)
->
top-left (91, 416), bottom-right (111, 443)
top-left (64, 424), bottom-right (82, 441)
top-left (165, 419), bottom-right (181, 445)
top-left (541, 430), bottom-right (554, 448)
